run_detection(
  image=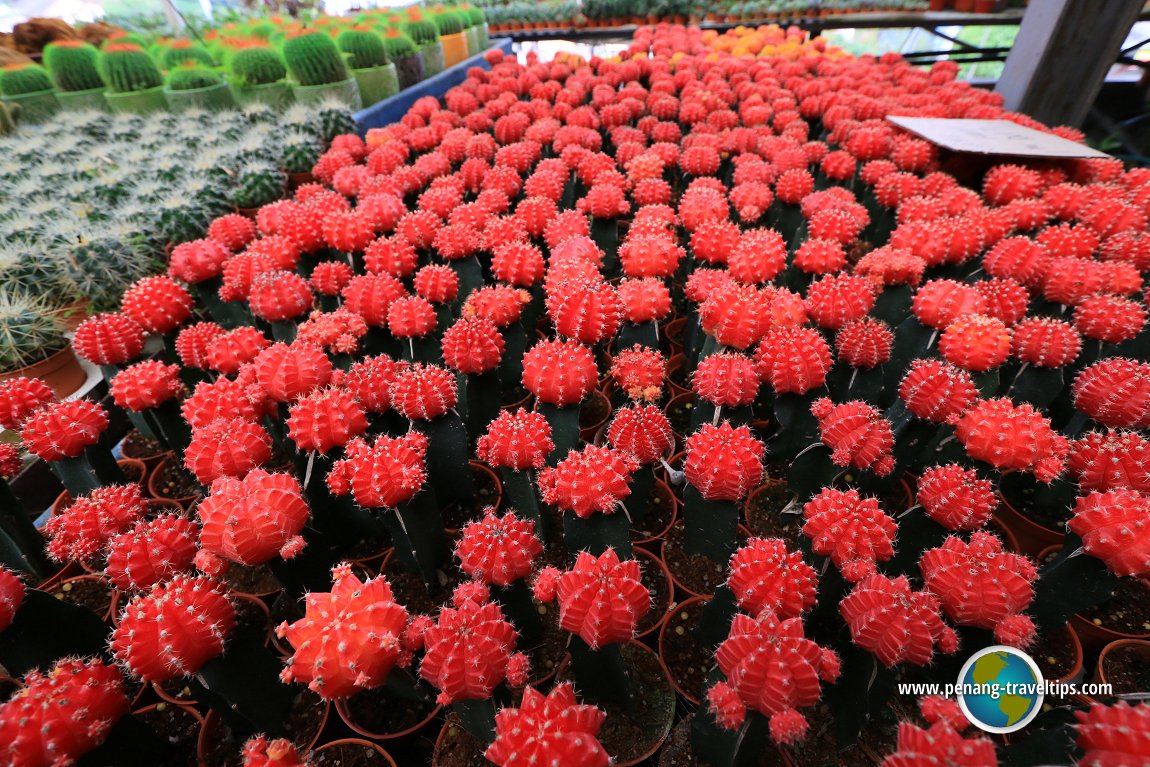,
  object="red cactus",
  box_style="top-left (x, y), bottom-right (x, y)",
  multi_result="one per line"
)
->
top-left (485, 683), bottom-right (609, 767)
top-left (727, 537), bottom-right (818, 619)
top-left (683, 421), bottom-right (764, 502)
top-left (1074, 701), bottom-right (1150, 767)
top-left (121, 276), bottom-right (194, 335)
top-left (607, 404), bottom-right (674, 465)
top-left (206, 327), bottom-right (272, 375)
top-left (111, 575), bottom-right (236, 682)
top-left (689, 219), bottom-right (740, 266)
top-left (804, 273), bottom-right (875, 331)
top-left (955, 398), bottom-right (1069, 482)
top-left (522, 339), bottom-right (598, 407)
top-left (492, 242), bottom-right (546, 287)
top-left (309, 261), bottom-right (353, 297)
top-left (105, 514), bottom-right (199, 591)
top-left (0, 566), bottom-right (22, 631)
top-left (208, 213), bottom-right (257, 251)
top-left (255, 342), bottom-right (333, 403)
top-left (1070, 430), bottom-right (1150, 494)
top-left (72, 312), bottom-right (146, 367)
top-left (939, 314), bottom-right (1011, 373)
top-left (911, 280), bottom-right (988, 331)
top-left (707, 611), bottom-right (840, 744)
top-left (610, 345), bottom-right (666, 402)
top-left (1074, 294), bottom-right (1147, 345)
top-left (322, 209), bottom-right (376, 253)
top-left (389, 364), bottom-right (458, 421)
top-left (724, 228), bottom-right (786, 284)
top-left (456, 509), bottom-right (543, 586)
top-left (1068, 489), bottom-right (1150, 578)
top-left (418, 585), bottom-right (526, 704)
top-left (249, 270), bottom-right (314, 323)
top-left (242, 737), bottom-right (310, 767)
top-left (836, 318), bottom-right (894, 369)
top-left (20, 399), bottom-right (109, 462)
top-left (692, 351), bottom-right (761, 408)
top-left (365, 235), bottom-right (418, 277)
top-left (1072, 358), bottom-right (1150, 429)
top-left (326, 432), bottom-right (428, 508)
top-left (533, 549), bottom-right (650, 649)
top-left (619, 234), bottom-right (683, 279)
top-left (839, 573), bottom-right (959, 667)
top-left (1042, 256), bottom-right (1106, 306)
top-left (387, 295), bottom-right (437, 339)
top-left (44, 483), bottom-right (149, 563)
top-left (477, 409), bottom-right (554, 471)
top-left (617, 278), bottom-right (671, 324)
top-left (973, 278), bottom-right (1029, 327)
top-left (245, 235), bottom-right (301, 271)
top-left (110, 360), bottom-right (182, 411)
top-left (898, 359), bottom-right (977, 425)
top-left (0, 658), bottom-right (129, 767)
top-left (916, 464), bottom-right (997, 531)
top-left (537, 445), bottom-right (639, 518)
top-left (463, 285), bottom-right (530, 327)
top-left (577, 183), bottom-right (630, 219)
top-left (793, 238), bottom-right (846, 275)
top-left (168, 238), bottom-right (230, 284)
top-left (0, 376), bottom-right (55, 430)
top-left (920, 532), bottom-right (1037, 646)
top-left (880, 719), bottom-right (997, 767)
top-left (342, 354), bottom-right (404, 413)
top-left (175, 321), bottom-right (225, 370)
top-left (441, 317), bottom-right (506, 376)
top-left (182, 376), bottom-right (264, 429)
top-left (547, 279), bottom-right (624, 346)
top-left (810, 398), bottom-right (895, 476)
top-left (802, 487), bottom-right (897, 582)
top-left (754, 326), bottom-right (833, 395)
top-left (0, 443), bottom-right (18, 479)
top-left (278, 564), bottom-right (410, 699)
top-left (184, 417), bottom-right (272, 485)
top-left (287, 387), bottom-right (368, 455)
top-left (342, 273), bottom-right (407, 327)
top-left (700, 282), bottom-right (769, 351)
top-left (1010, 317), bottom-right (1083, 368)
